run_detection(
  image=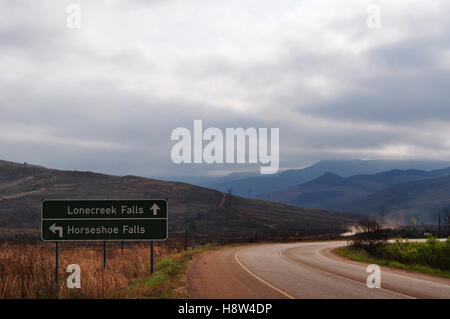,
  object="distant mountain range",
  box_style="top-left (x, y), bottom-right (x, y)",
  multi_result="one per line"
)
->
top-left (257, 166), bottom-right (450, 224)
top-left (338, 175), bottom-right (450, 224)
top-left (0, 160), bottom-right (360, 235)
top-left (259, 167), bottom-right (450, 207)
top-left (205, 160), bottom-right (450, 197)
